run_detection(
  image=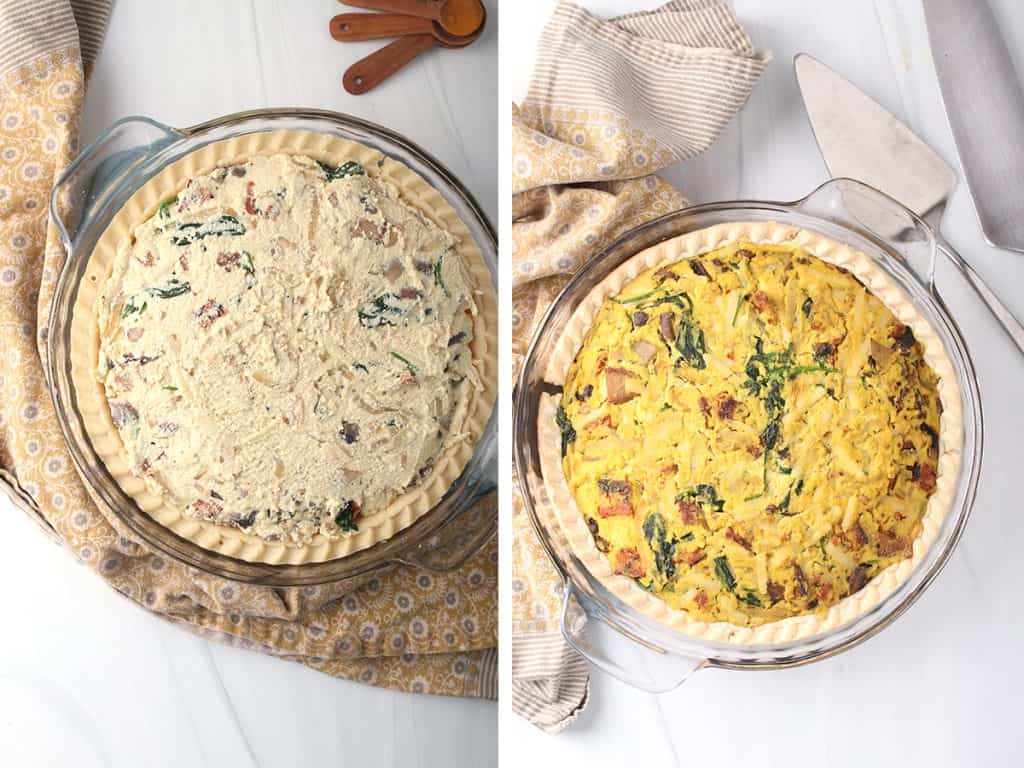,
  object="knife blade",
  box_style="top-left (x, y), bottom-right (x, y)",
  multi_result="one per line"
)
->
top-left (794, 53), bottom-right (956, 220)
top-left (794, 52), bottom-right (1024, 356)
top-left (923, 0), bottom-right (1024, 253)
